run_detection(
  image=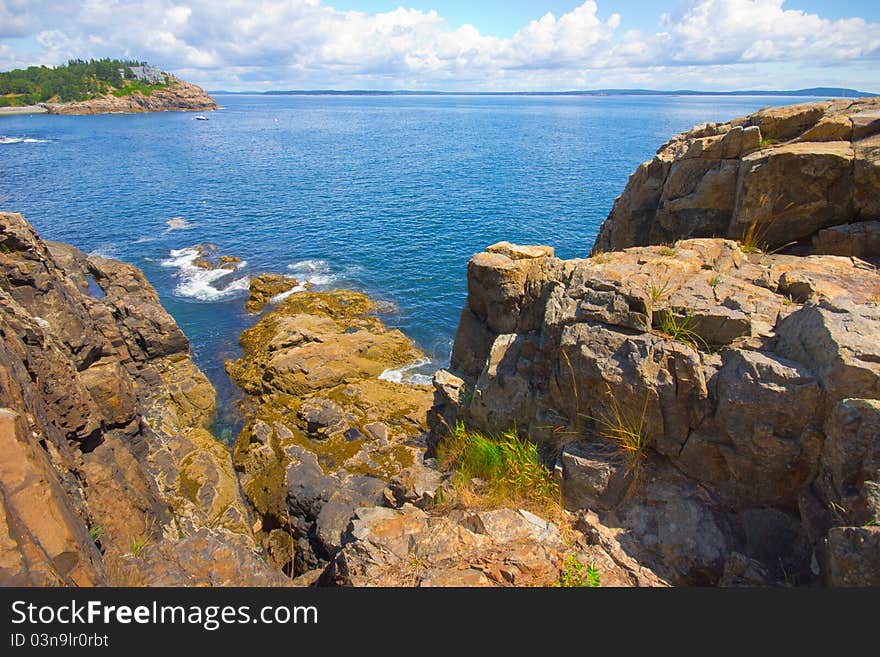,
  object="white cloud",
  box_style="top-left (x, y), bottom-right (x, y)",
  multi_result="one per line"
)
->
top-left (0, 1), bottom-right (878, 91)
